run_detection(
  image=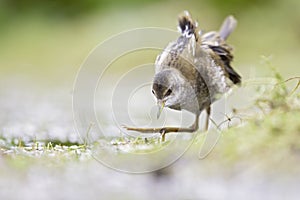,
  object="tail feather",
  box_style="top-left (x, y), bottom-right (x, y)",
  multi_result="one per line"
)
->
top-left (219, 15), bottom-right (237, 40)
top-left (177, 12), bottom-right (241, 85)
top-left (178, 11), bottom-right (199, 40)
